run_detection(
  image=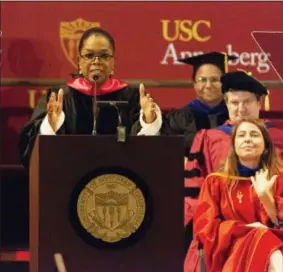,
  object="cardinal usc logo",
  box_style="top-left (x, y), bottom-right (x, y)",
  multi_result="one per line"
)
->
top-left (60, 18), bottom-right (100, 68)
